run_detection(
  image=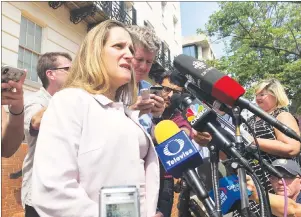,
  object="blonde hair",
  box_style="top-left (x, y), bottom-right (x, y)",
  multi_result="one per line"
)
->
top-left (255, 79), bottom-right (289, 108)
top-left (63, 20), bottom-right (137, 105)
top-left (126, 25), bottom-right (161, 53)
